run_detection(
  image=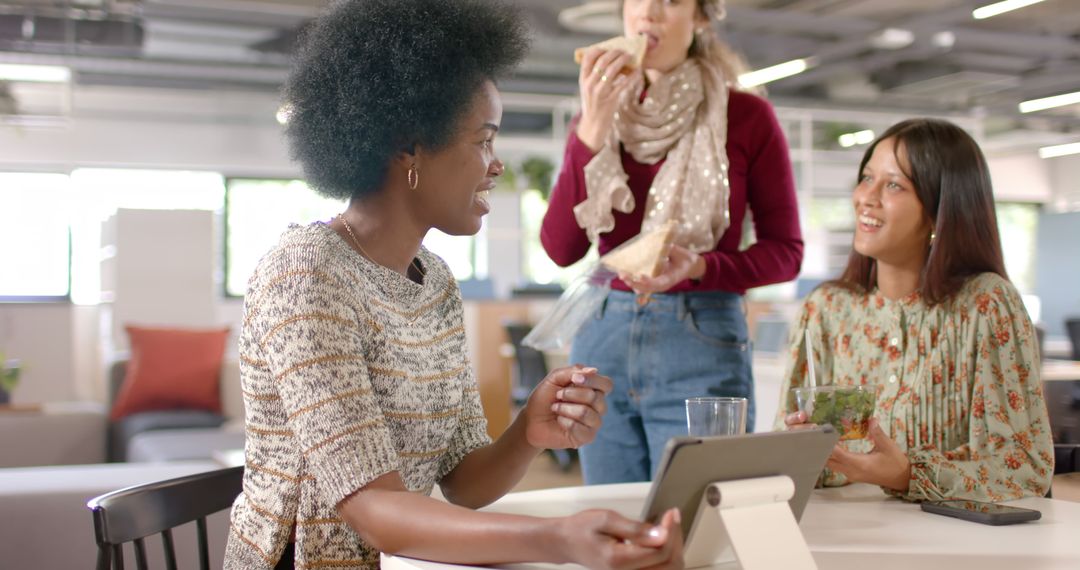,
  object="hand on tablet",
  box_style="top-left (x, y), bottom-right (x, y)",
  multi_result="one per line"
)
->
top-left (557, 508), bottom-right (683, 570)
top-left (523, 365), bottom-right (613, 450)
